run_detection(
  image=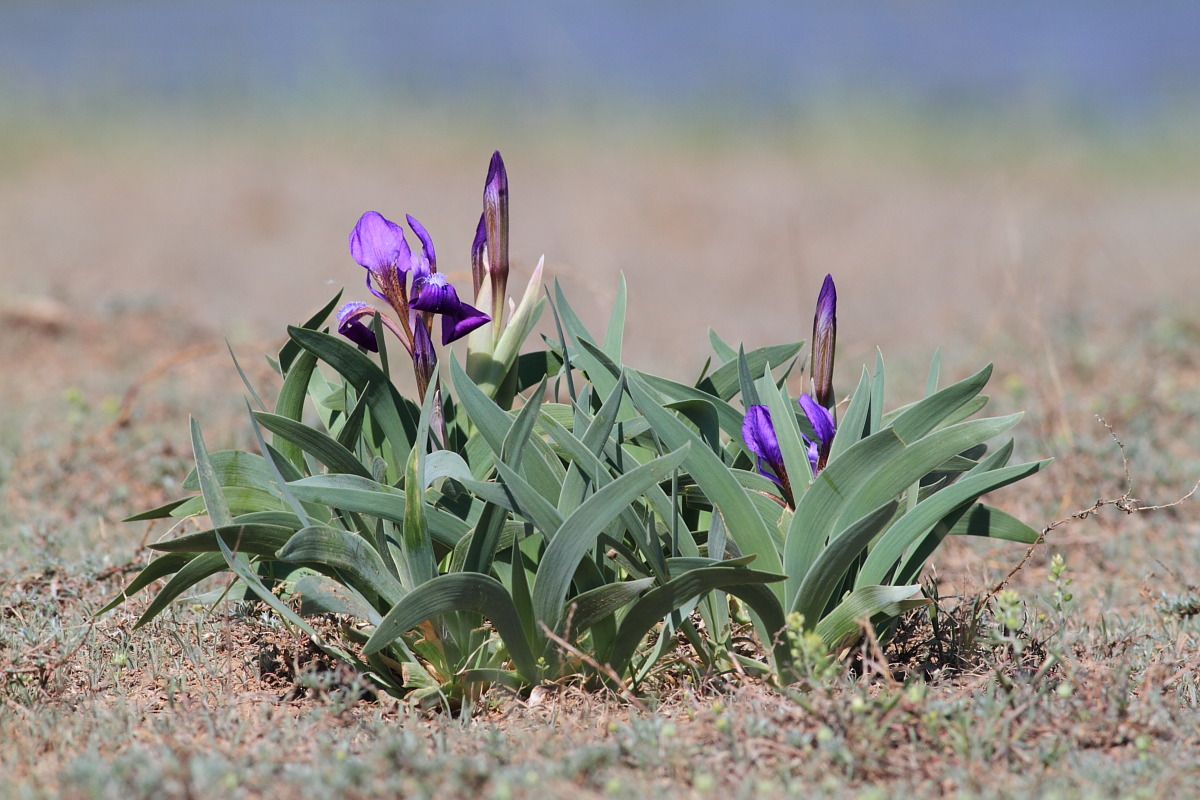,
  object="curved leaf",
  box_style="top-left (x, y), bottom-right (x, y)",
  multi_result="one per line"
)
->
top-left (813, 584), bottom-right (929, 650)
top-left (276, 525), bottom-right (406, 608)
top-left (362, 572), bottom-right (538, 681)
top-left (531, 445), bottom-right (690, 633)
top-left (604, 564), bottom-right (786, 676)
